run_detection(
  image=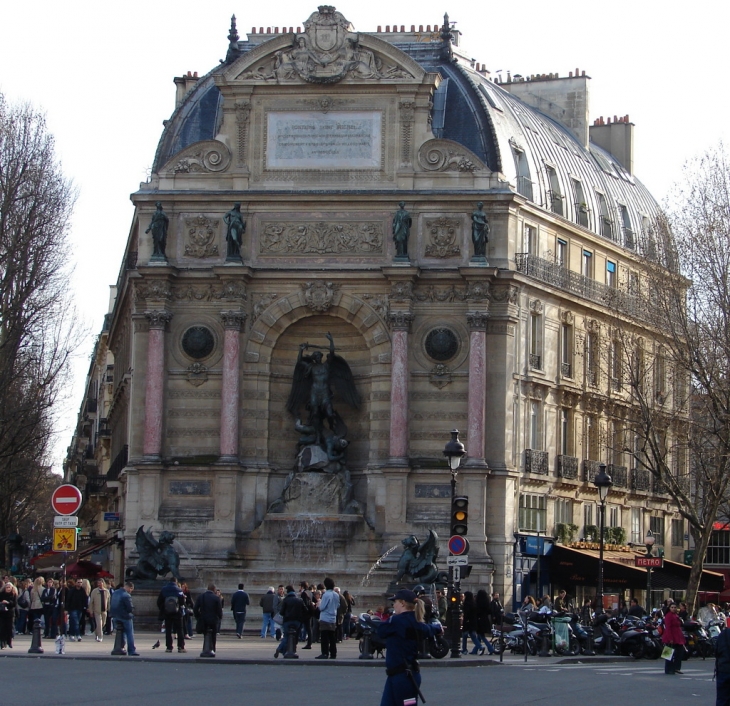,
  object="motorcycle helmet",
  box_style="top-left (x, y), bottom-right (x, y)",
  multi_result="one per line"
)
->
top-left (413, 585), bottom-right (427, 596)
